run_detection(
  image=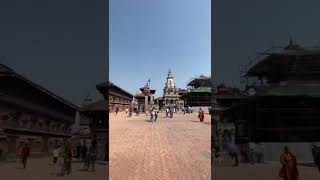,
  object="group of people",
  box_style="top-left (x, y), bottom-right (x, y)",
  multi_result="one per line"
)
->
top-left (215, 136), bottom-right (317, 180)
top-left (75, 140), bottom-right (97, 172)
top-left (239, 143), bottom-right (265, 165)
top-left (17, 138), bottom-right (97, 176)
top-left (150, 107), bottom-right (158, 122)
top-left (165, 106), bottom-right (175, 118)
top-left (52, 140), bottom-right (97, 175)
top-left (125, 107), bottom-right (140, 117)
top-left (181, 106), bottom-right (193, 114)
